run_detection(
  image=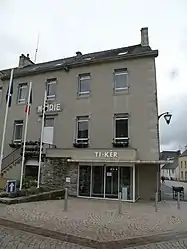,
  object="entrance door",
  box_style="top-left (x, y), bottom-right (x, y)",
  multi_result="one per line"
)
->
top-left (105, 166), bottom-right (118, 198)
top-left (92, 166), bottom-right (104, 197)
top-left (79, 166), bottom-right (91, 196)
